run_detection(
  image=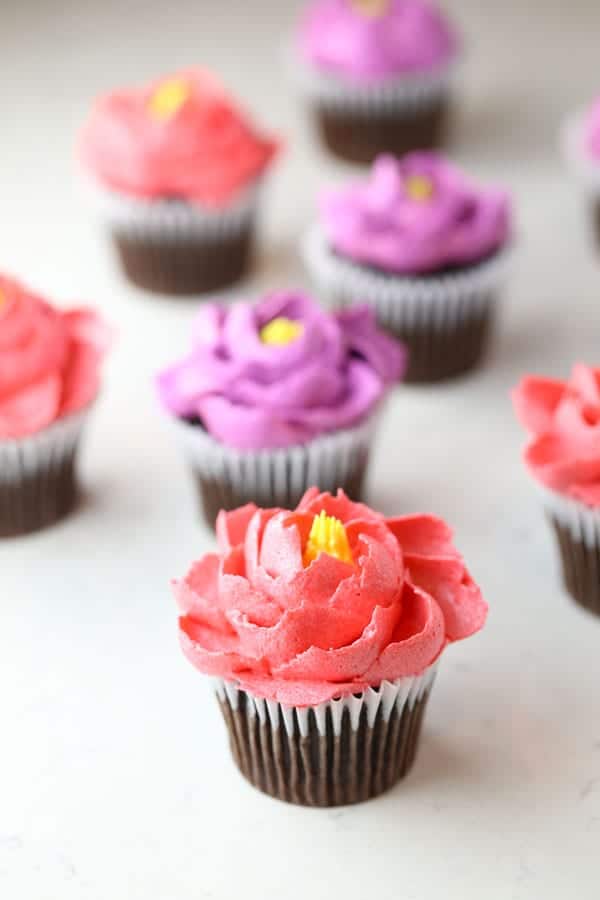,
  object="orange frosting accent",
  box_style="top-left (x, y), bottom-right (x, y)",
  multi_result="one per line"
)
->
top-left (350, 0), bottom-right (390, 17)
top-left (303, 511), bottom-right (354, 566)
